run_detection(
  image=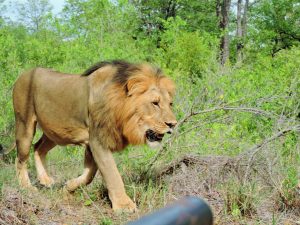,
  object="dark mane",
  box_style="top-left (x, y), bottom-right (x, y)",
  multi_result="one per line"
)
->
top-left (82, 60), bottom-right (140, 85)
top-left (82, 61), bottom-right (113, 76)
top-left (82, 60), bottom-right (163, 85)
